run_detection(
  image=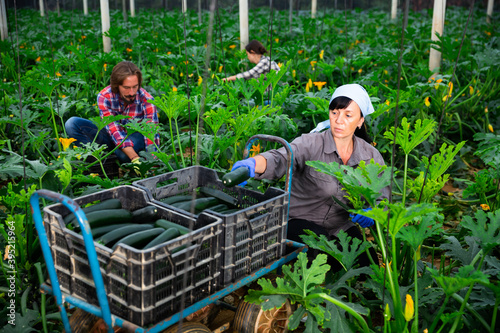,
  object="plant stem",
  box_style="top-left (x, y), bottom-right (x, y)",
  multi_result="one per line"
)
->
top-left (412, 251), bottom-right (419, 333)
top-left (429, 295), bottom-right (450, 333)
top-left (449, 293), bottom-right (490, 332)
top-left (174, 118), bottom-right (186, 168)
top-left (490, 295), bottom-right (500, 333)
top-left (402, 153), bottom-right (408, 205)
top-left (168, 117), bottom-right (179, 168)
top-left (34, 262), bottom-right (48, 333)
top-left (448, 283), bottom-right (474, 333)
